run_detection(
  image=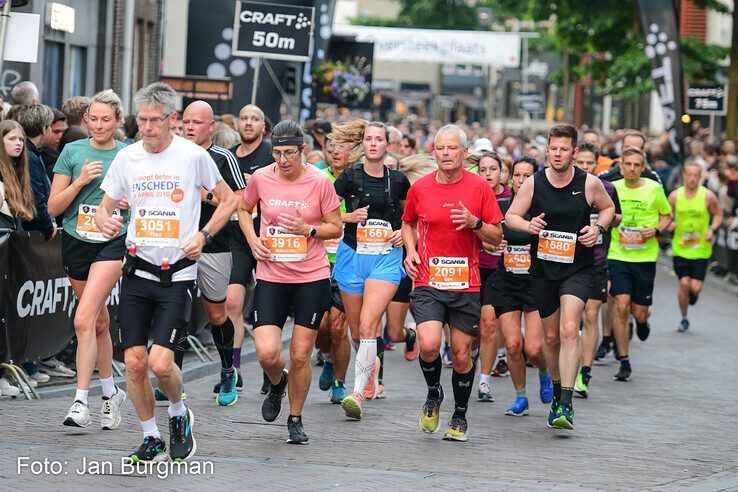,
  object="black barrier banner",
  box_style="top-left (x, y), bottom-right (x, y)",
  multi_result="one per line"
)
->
top-left (300, 0), bottom-right (336, 123)
top-left (714, 225), bottom-right (738, 275)
top-left (0, 233), bottom-right (9, 362)
top-left (232, 1), bottom-right (315, 61)
top-left (638, 0), bottom-right (686, 160)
